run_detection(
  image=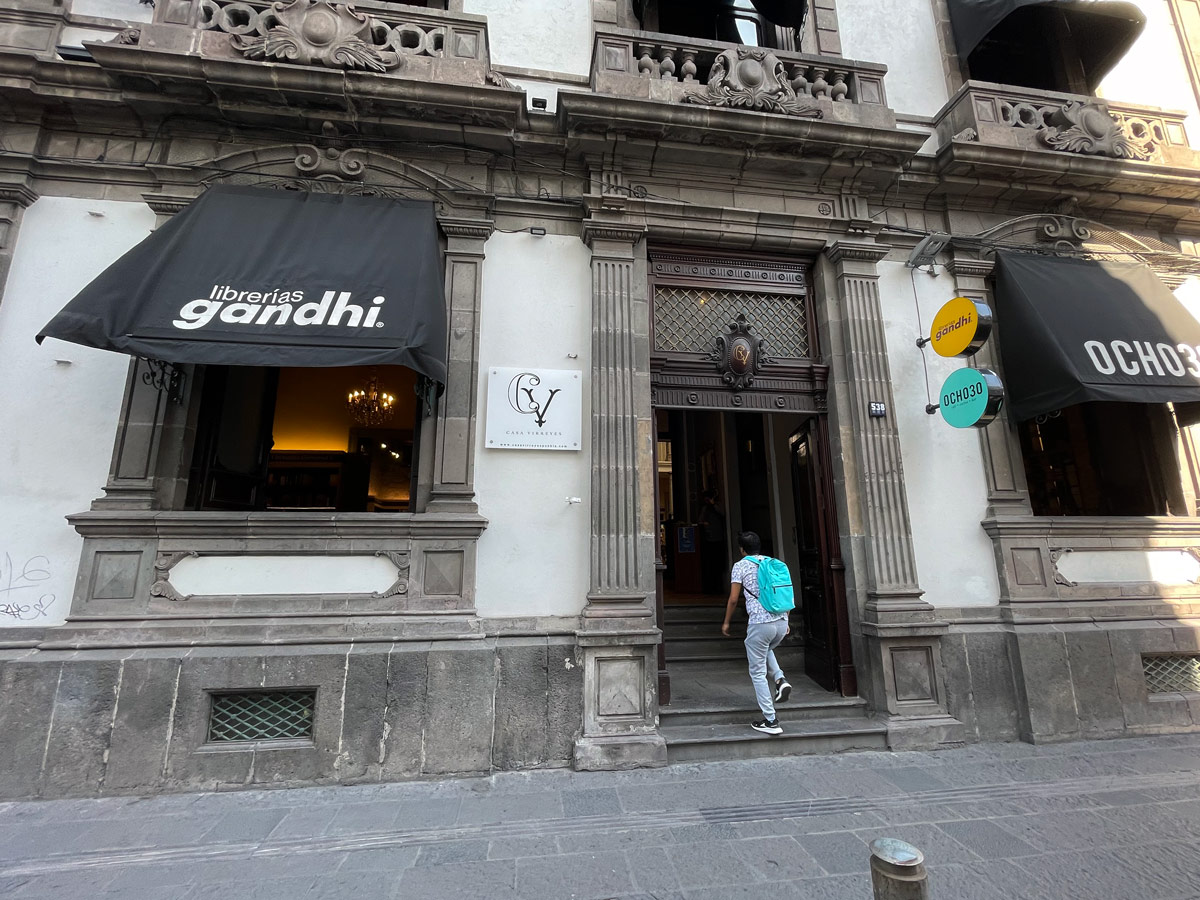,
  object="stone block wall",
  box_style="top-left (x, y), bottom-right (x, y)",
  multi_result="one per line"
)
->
top-left (942, 623), bottom-right (1200, 745)
top-left (0, 637), bottom-right (582, 800)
